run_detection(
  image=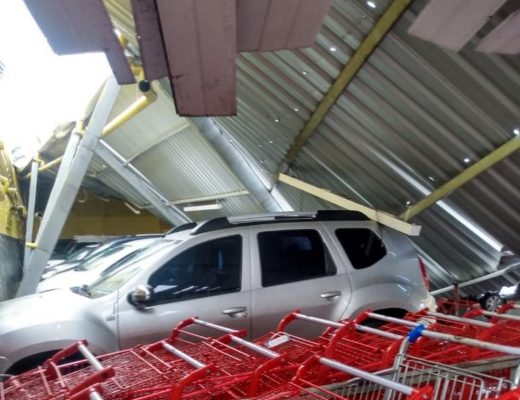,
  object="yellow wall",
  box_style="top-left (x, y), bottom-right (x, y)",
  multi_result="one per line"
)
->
top-left (0, 142), bottom-right (24, 239)
top-left (56, 195), bottom-right (171, 238)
